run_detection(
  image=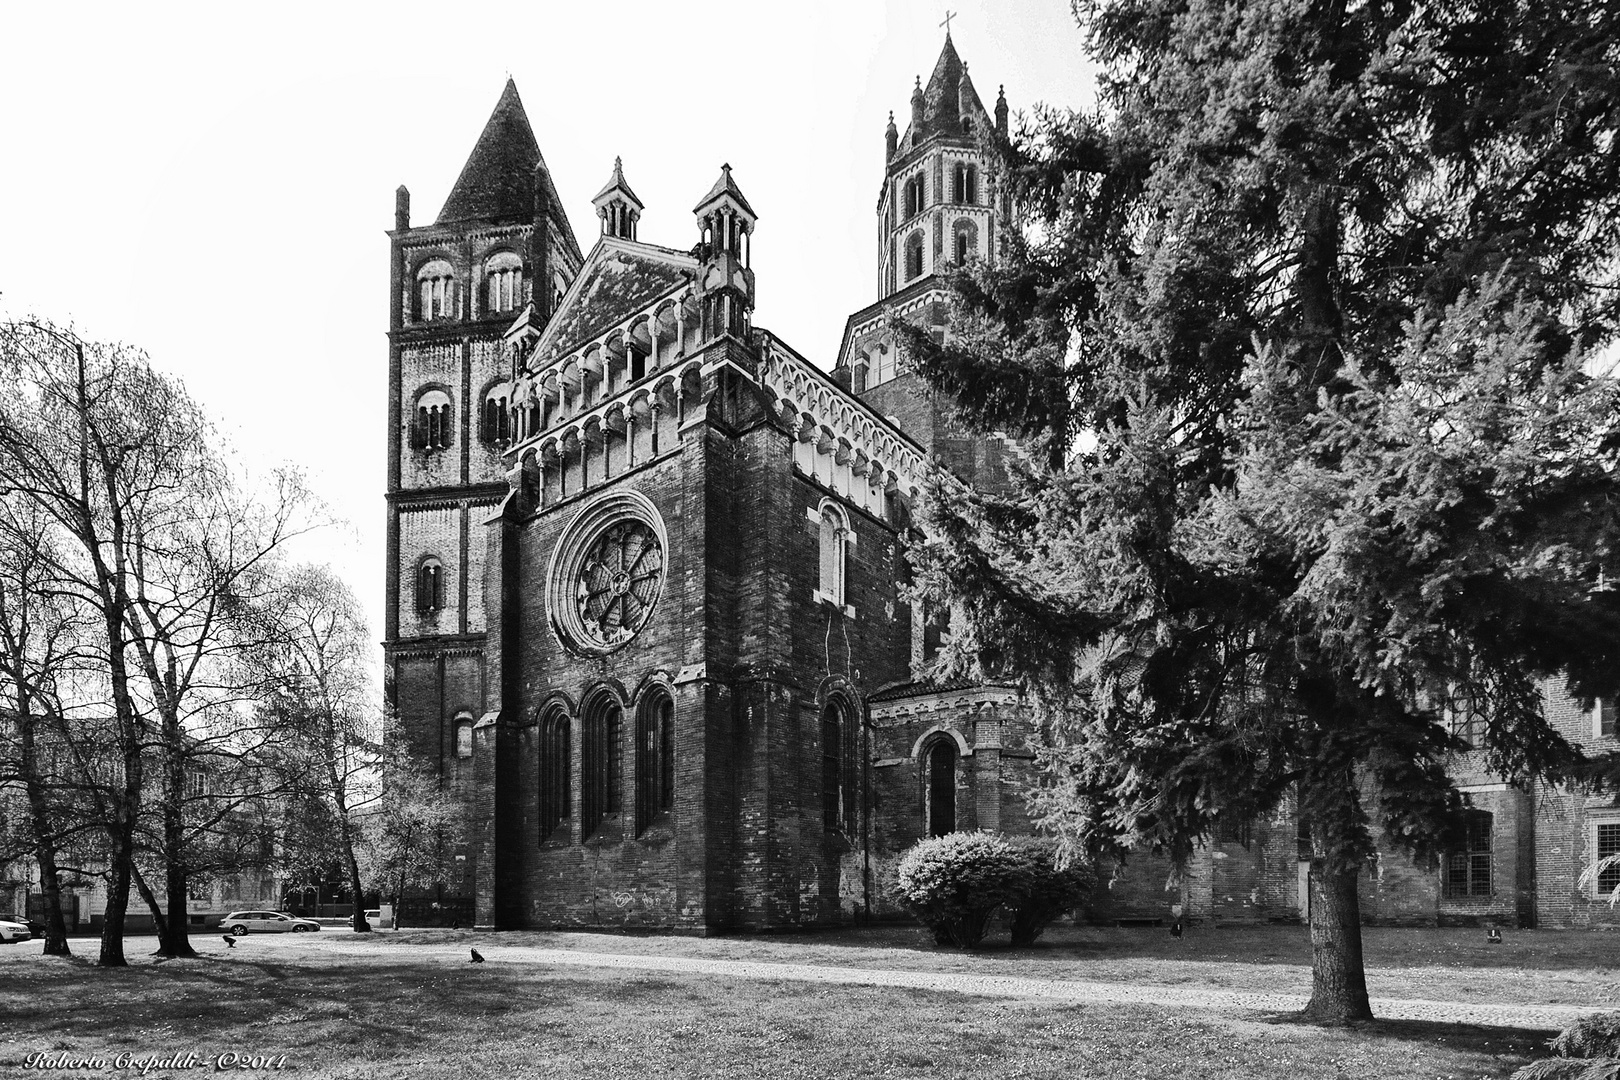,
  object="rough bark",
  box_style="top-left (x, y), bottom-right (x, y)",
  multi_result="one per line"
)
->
top-left (1303, 864), bottom-right (1374, 1023)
